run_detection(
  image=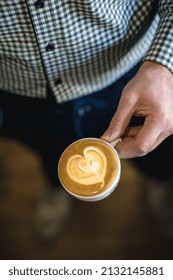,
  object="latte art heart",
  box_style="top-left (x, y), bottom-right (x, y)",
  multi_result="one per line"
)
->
top-left (66, 146), bottom-right (107, 186)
